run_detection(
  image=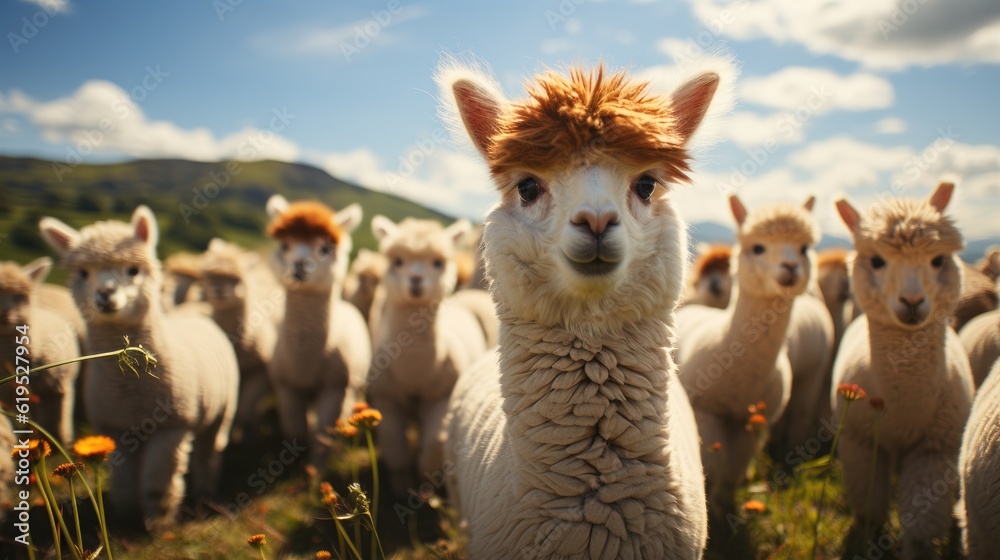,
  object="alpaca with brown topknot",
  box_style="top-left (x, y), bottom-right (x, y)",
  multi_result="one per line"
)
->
top-left (682, 243), bottom-right (733, 309)
top-left (265, 195), bottom-right (371, 469)
top-left (832, 182), bottom-right (973, 559)
top-left (440, 55), bottom-right (734, 559)
top-left (343, 248), bottom-right (388, 324)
